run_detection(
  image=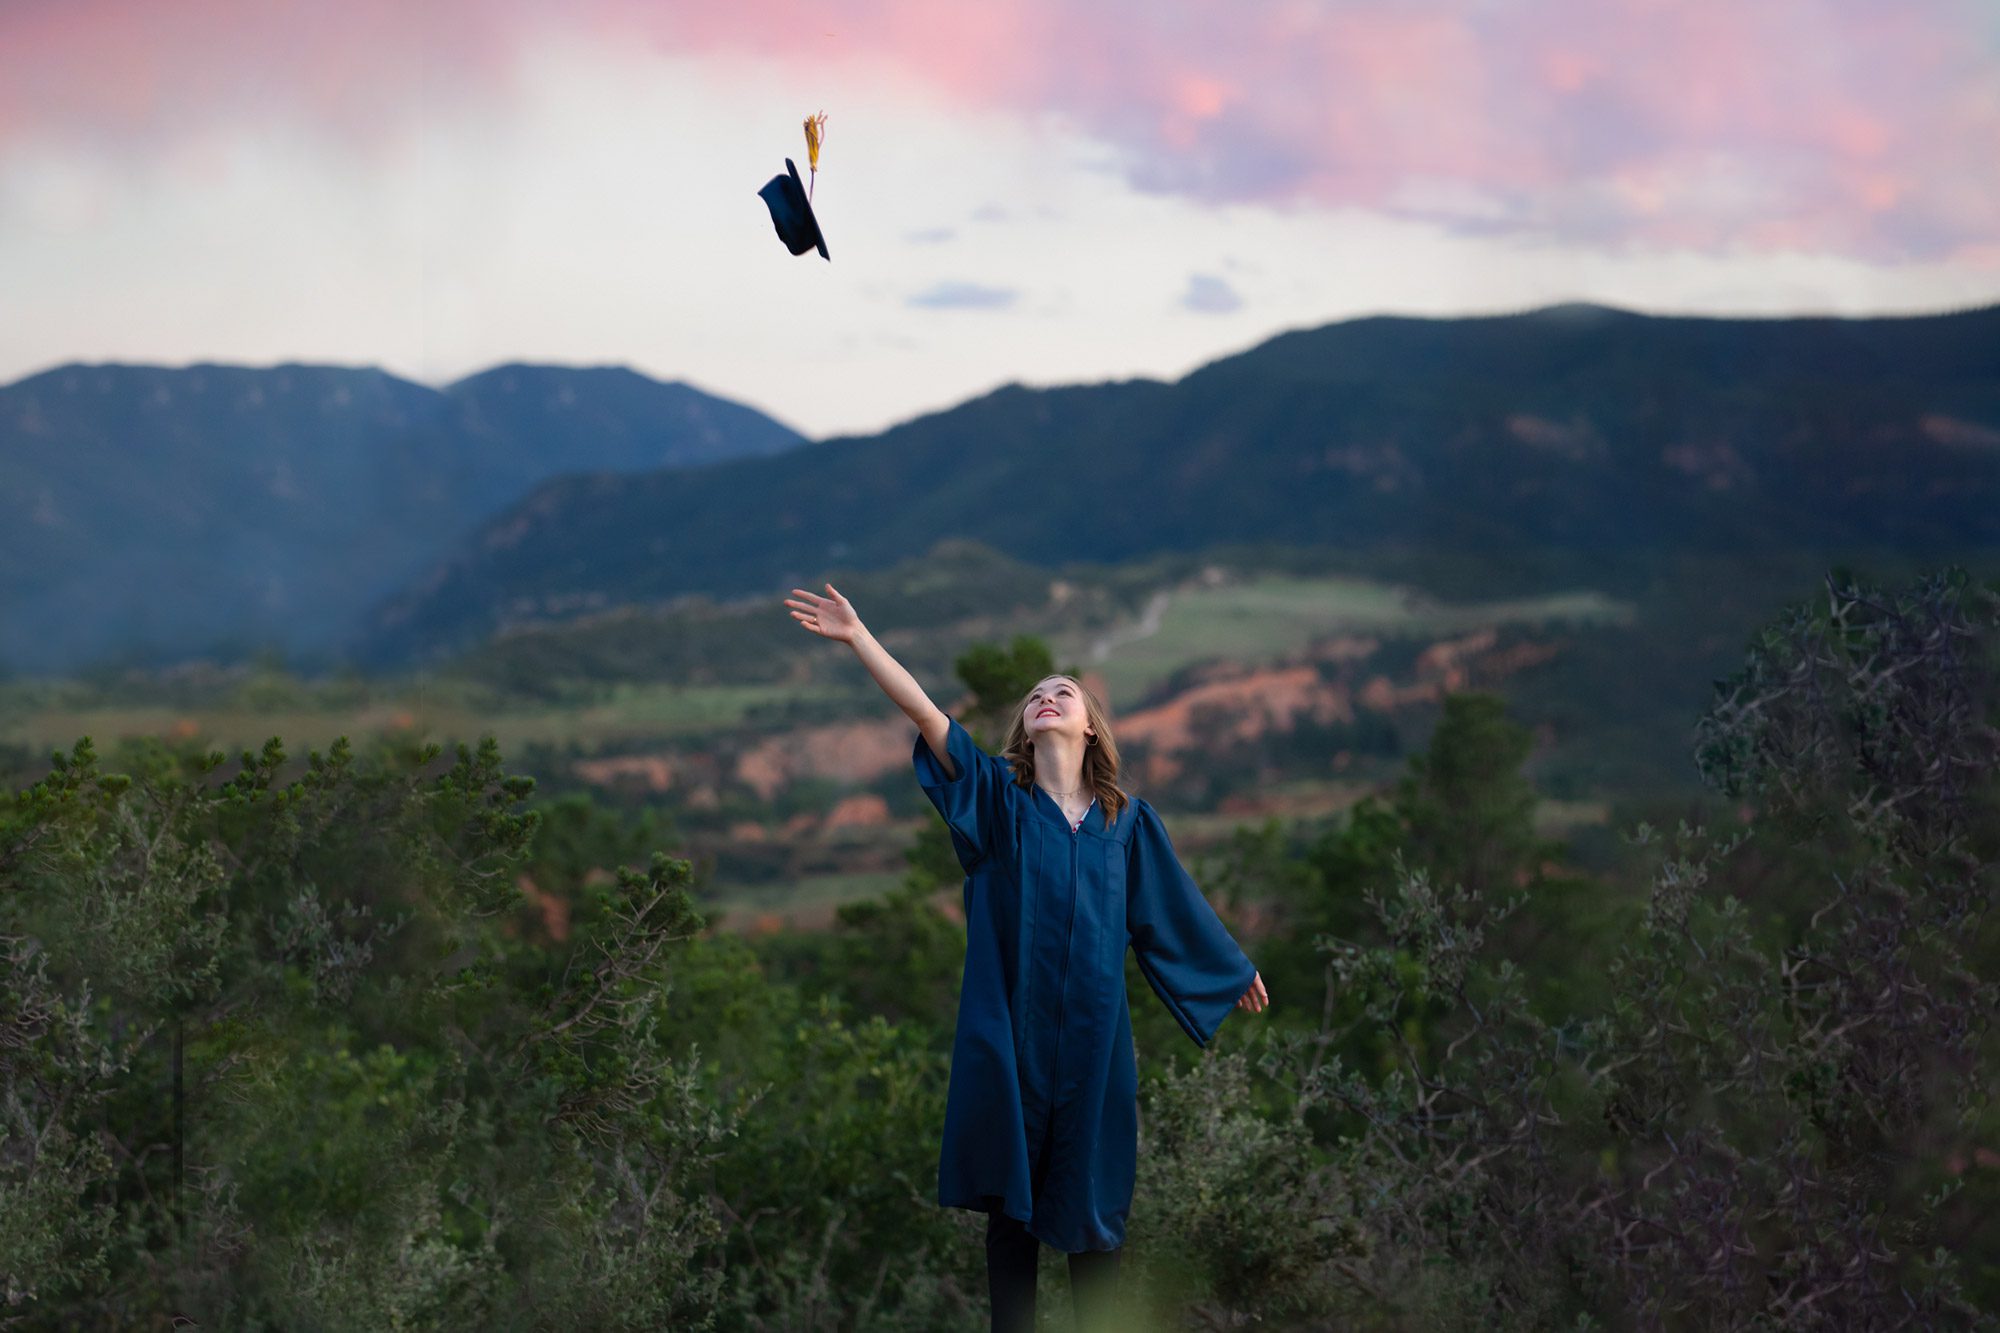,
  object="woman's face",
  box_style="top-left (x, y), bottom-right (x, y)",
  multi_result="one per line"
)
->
top-left (1024, 676), bottom-right (1094, 745)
